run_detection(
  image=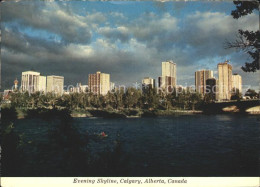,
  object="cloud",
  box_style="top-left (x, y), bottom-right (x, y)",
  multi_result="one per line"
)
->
top-left (2, 2), bottom-right (93, 44)
top-left (1, 1), bottom-right (259, 90)
top-left (2, 26), bottom-right (160, 88)
top-left (130, 12), bottom-right (179, 41)
top-left (98, 12), bottom-right (180, 51)
top-left (98, 26), bottom-right (130, 43)
top-left (109, 12), bottom-right (126, 20)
